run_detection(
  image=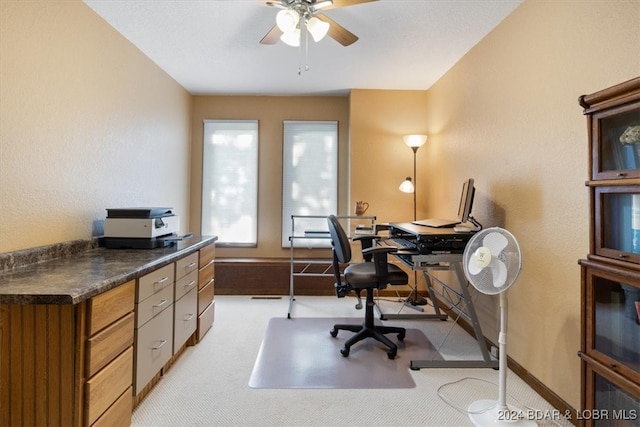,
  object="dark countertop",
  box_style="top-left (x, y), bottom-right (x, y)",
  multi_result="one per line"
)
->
top-left (0, 235), bottom-right (217, 305)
